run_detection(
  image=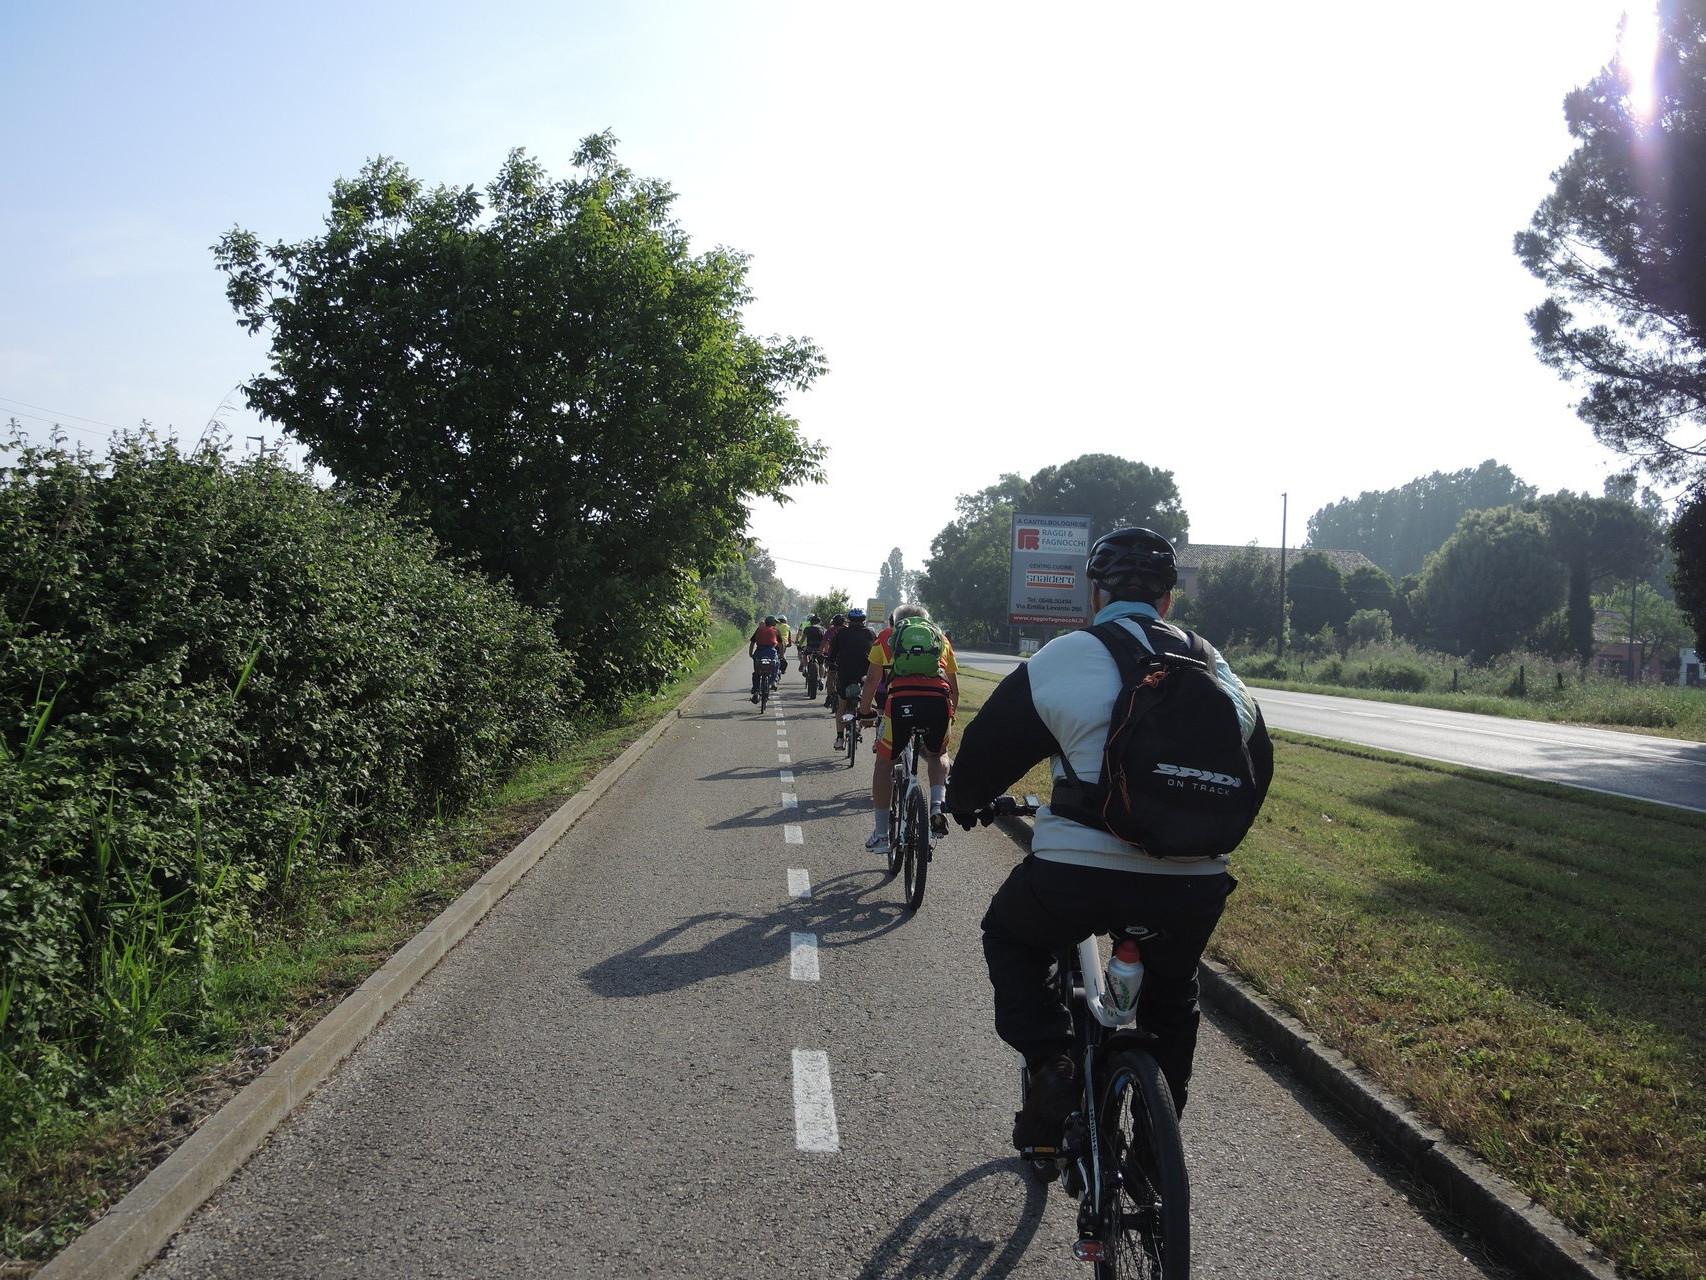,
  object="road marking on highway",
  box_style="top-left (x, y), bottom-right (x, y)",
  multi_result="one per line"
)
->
top-left (780, 770), bottom-right (795, 784)
top-left (788, 868), bottom-right (811, 897)
top-left (790, 932), bottom-right (819, 981)
top-left (792, 1049), bottom-right (841, 1153)
top-left (785, 824), bottom-right (804, 844)
top-left (778, 753), bottom-right (792, 764)
top-left (782, 792), bottom-right (798, 809)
